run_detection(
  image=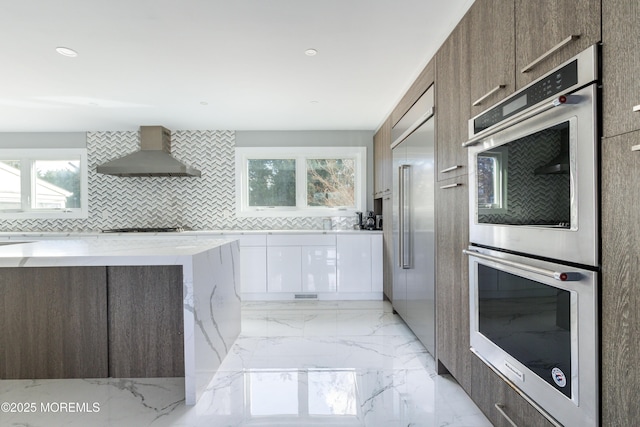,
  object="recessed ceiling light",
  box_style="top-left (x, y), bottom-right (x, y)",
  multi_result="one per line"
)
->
top-left (56, 47), bottom-right (78, 57)
top-left (310, 100), bottom-right (319, 104)
top-left (200, 101), bottom-right (208, 106)
top-left (305, 48), bottom-right (318, 56)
